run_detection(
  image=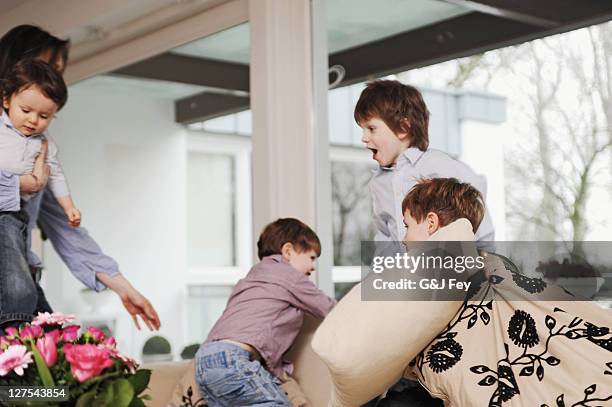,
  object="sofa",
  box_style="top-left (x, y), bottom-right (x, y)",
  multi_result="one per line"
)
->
top-left (143, 316), bottom-right (331, 407)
